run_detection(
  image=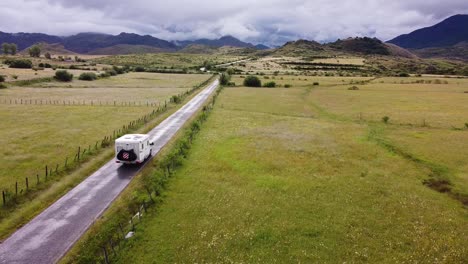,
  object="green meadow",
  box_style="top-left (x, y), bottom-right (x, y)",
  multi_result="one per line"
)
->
top-left (112, 75), bottom-right (467, 263)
